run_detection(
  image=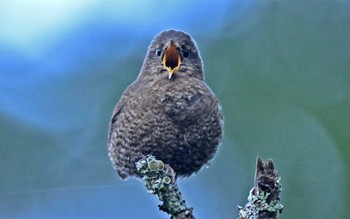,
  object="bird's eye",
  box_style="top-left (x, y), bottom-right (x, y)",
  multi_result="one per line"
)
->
top-left (182, 50), bottom-right (189, 58)
top-left (155, 49), bottom-right (162, 57)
